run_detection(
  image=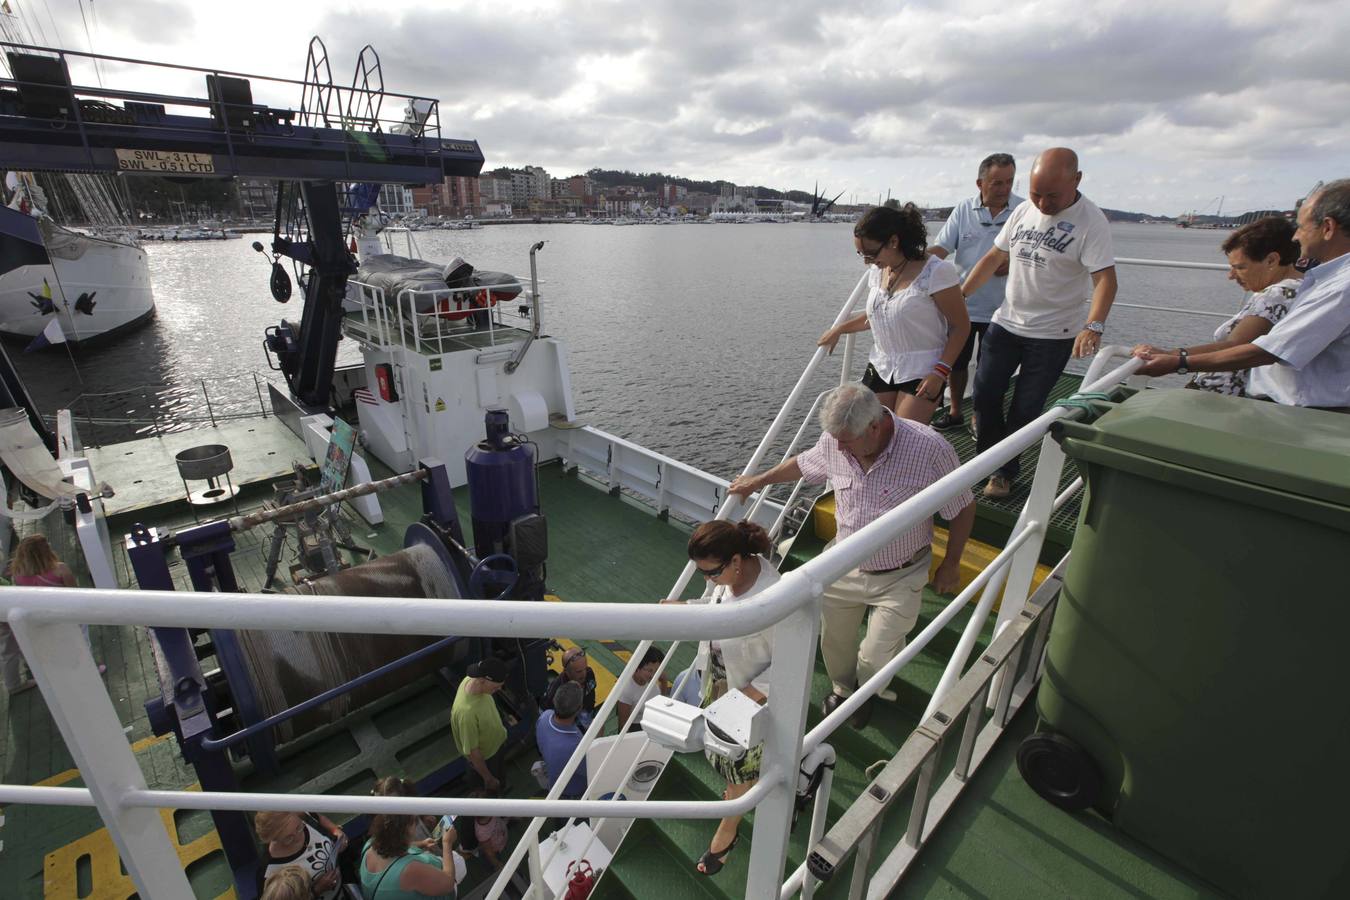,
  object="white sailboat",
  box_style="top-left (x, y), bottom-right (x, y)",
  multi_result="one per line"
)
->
top-left (0, 173), bottom-right (155, 346)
